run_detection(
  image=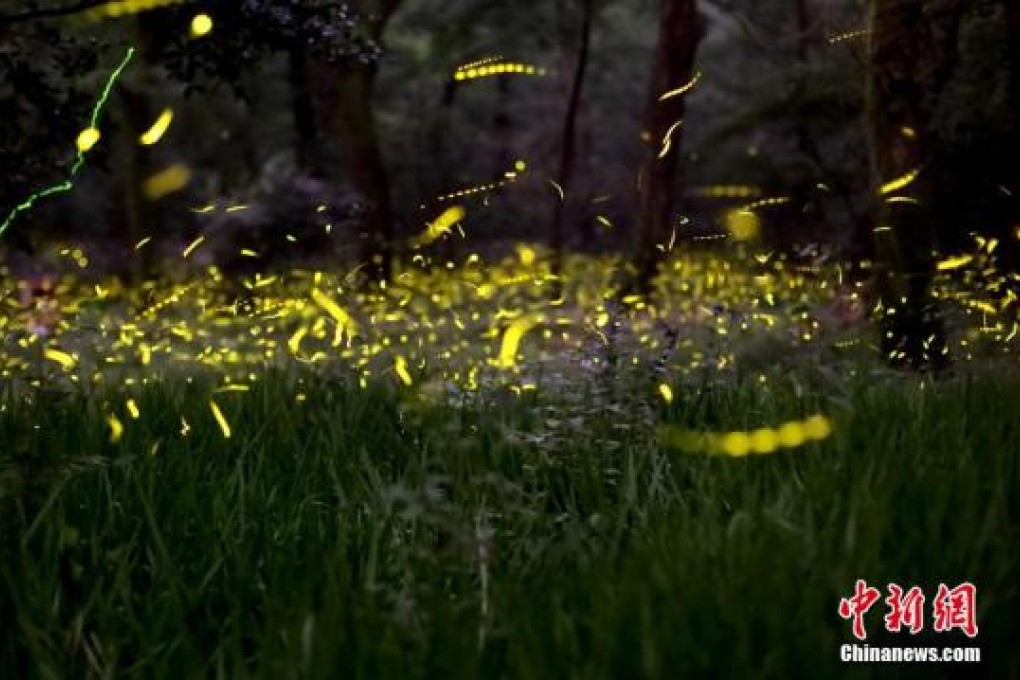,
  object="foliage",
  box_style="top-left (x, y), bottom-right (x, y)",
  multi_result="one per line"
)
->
top-left (156, 1), bottom-right (380, 96)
